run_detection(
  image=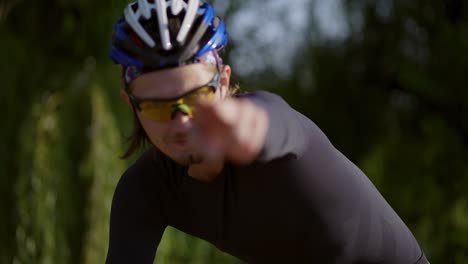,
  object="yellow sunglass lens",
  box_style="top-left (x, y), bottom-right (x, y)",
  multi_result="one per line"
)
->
top-left (140, 101), bottom-right (173, 122)
top-left (138, 86), bottom-right (215, 122)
